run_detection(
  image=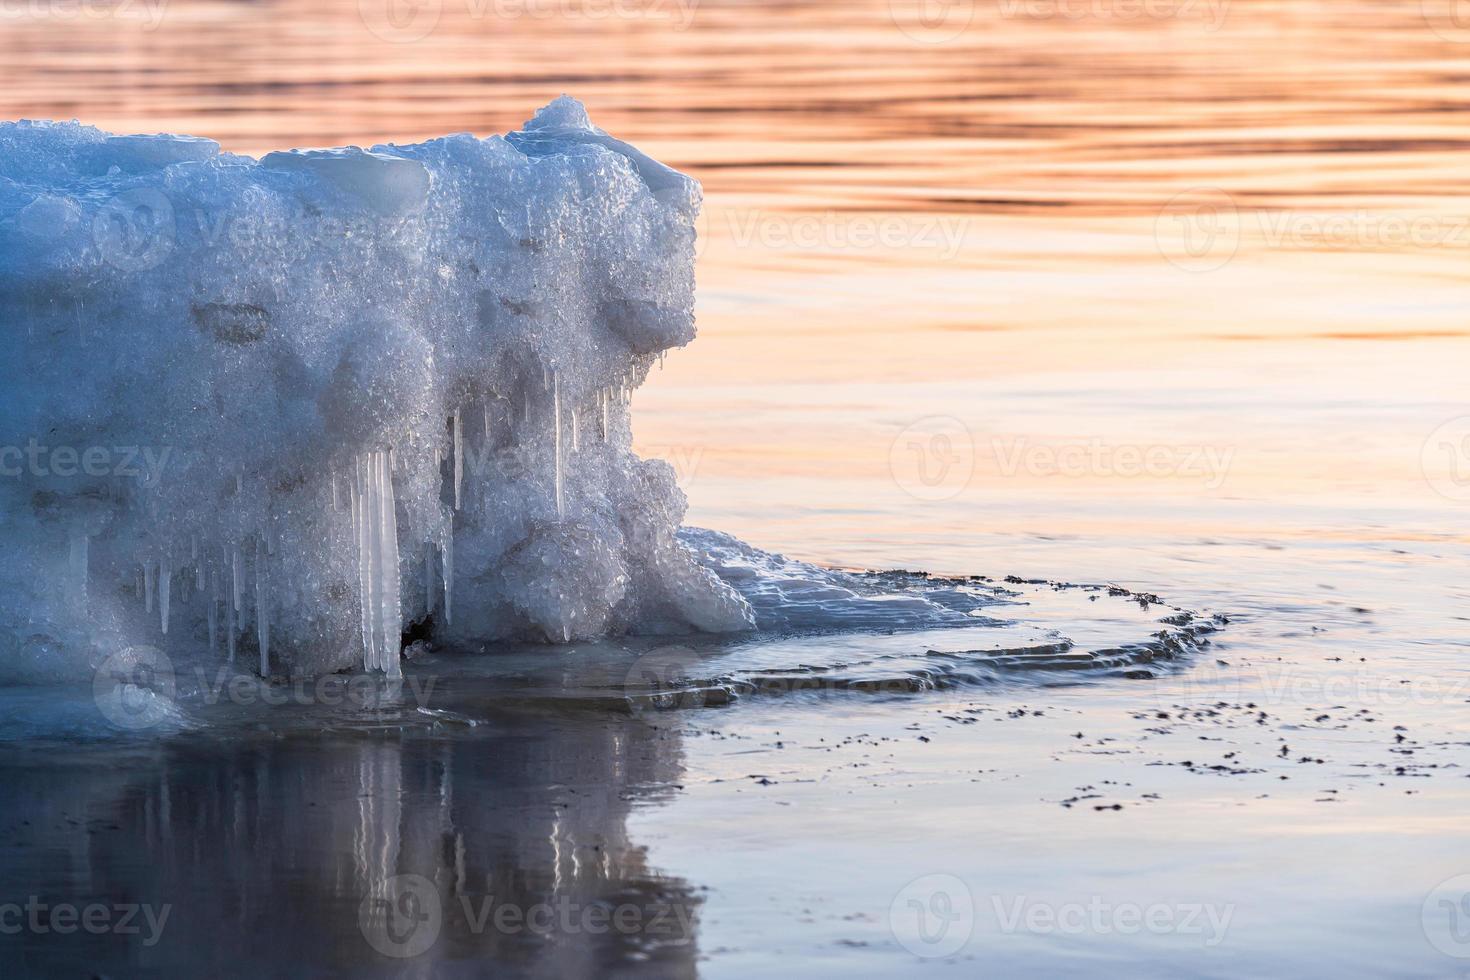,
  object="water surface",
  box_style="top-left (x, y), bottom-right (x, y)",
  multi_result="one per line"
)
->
top-left (1, 2), bottom-right (1467, 976)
